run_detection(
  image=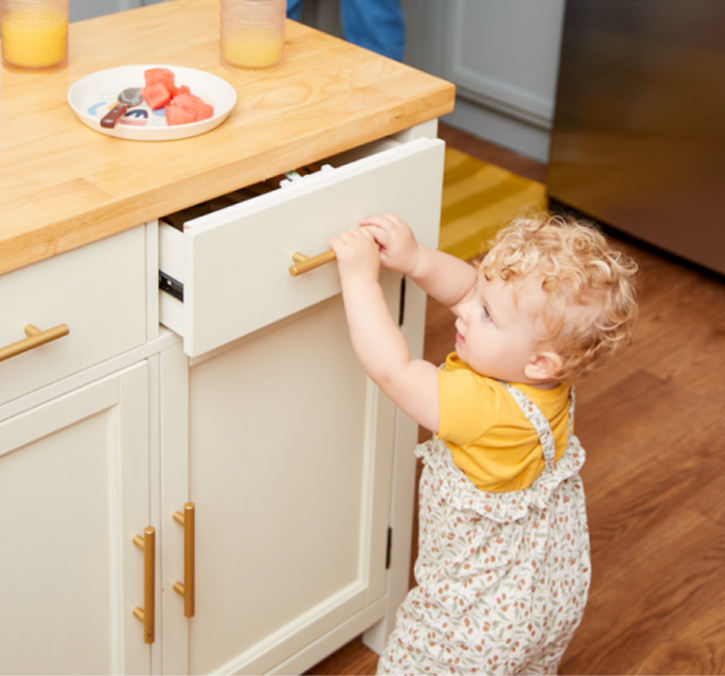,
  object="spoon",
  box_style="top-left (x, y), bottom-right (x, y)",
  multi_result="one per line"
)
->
top-left (100, 87), bottom-right (143, 129)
